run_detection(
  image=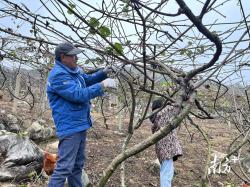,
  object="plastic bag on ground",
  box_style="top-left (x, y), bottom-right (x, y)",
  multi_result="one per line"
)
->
top-left (0, 130), bottom-right (43, 182)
